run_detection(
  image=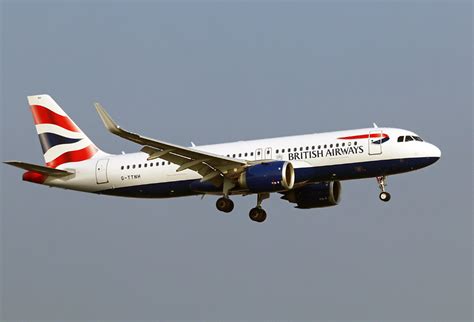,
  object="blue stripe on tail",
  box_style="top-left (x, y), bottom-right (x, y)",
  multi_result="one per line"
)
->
top-left (38, 133), bottom-right (82, 153)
